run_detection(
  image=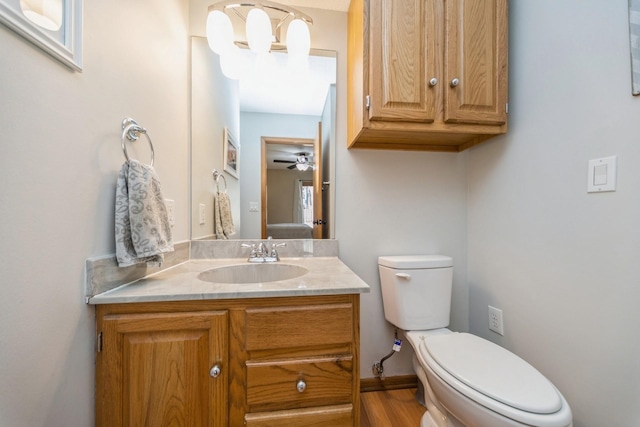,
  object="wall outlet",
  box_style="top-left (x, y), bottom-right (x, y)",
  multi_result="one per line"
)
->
top-left (164, 199), bottom-right (175, 227)
top-left (199, 203), bottom-right (206, 225)
top-left (488, 305), bottom-right (504, 336)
